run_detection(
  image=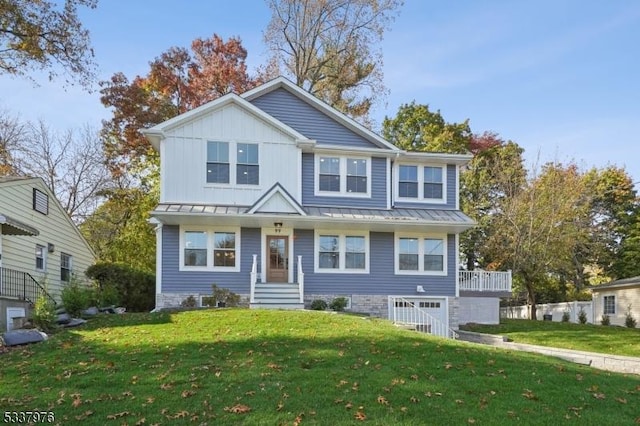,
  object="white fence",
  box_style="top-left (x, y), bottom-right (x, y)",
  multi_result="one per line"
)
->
top-left (500, 301), bottom-right (594, 324)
